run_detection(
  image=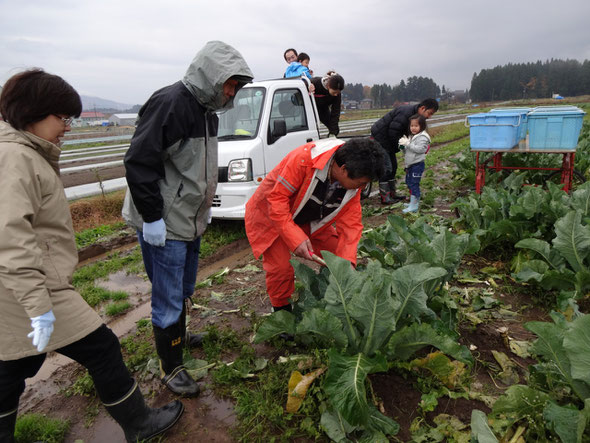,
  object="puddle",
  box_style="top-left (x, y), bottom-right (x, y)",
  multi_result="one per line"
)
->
top-left (200, 393), bottom-right (237, 426)
top-left (24, 246), bottom-right (253, 394)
